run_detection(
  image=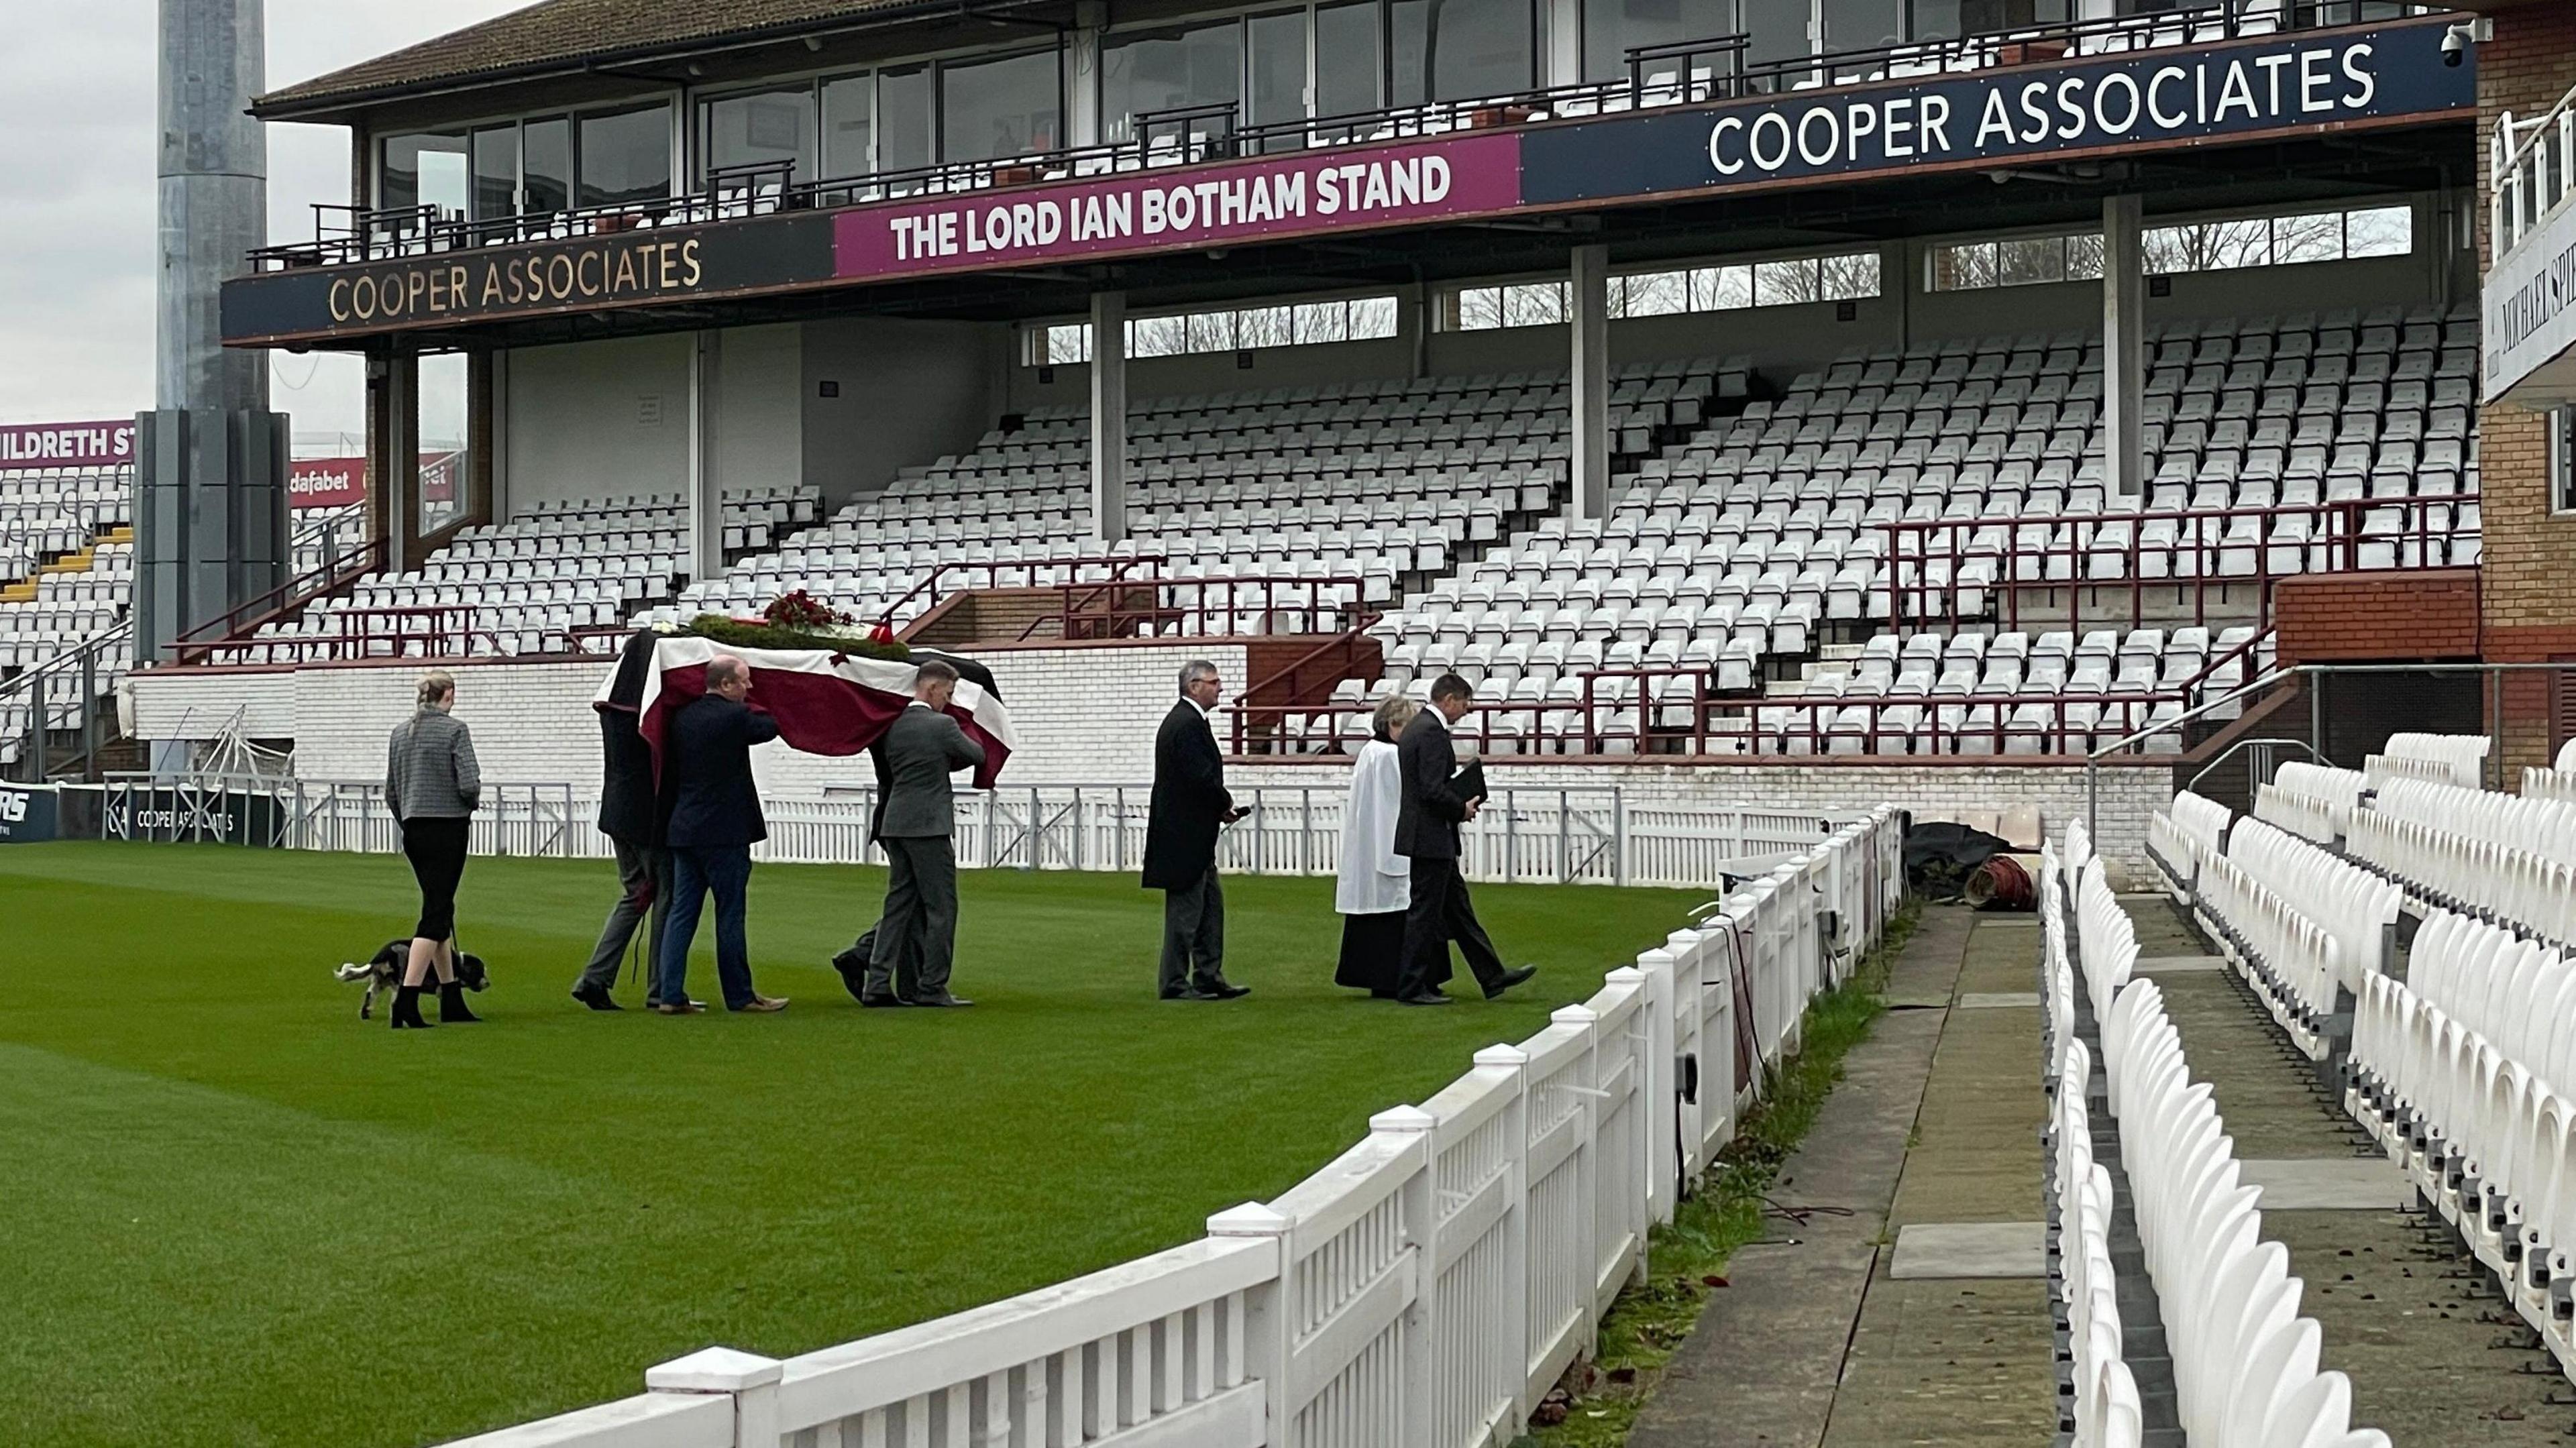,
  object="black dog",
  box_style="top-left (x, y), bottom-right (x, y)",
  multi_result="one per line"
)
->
top-left (333, 940), bottom-right (490, 1020)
